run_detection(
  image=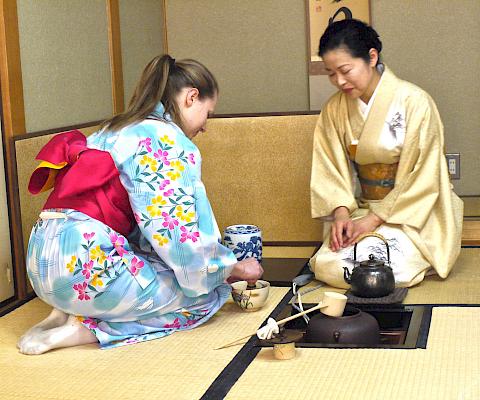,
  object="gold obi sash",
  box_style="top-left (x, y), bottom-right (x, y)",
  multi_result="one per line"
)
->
top-left (348, 143), bottom-right (398, 200)
top-left (356, 163), bottom-right (398, 200)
